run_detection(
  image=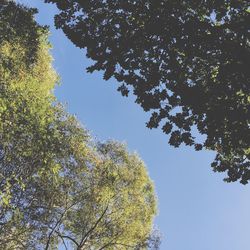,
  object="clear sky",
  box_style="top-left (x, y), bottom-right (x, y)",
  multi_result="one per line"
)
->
top-left (18, 1), bottom-right (250, 249)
